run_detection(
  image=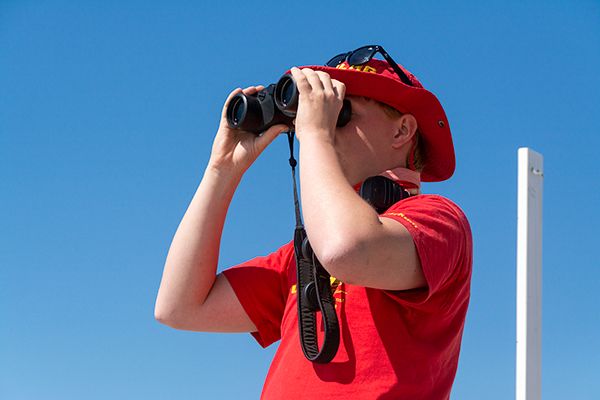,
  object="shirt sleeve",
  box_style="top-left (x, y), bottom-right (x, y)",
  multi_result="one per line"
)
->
top-left (379, 194), bottom-right (471, 307)
top-left (221, 242), bottom-right (294, 348)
